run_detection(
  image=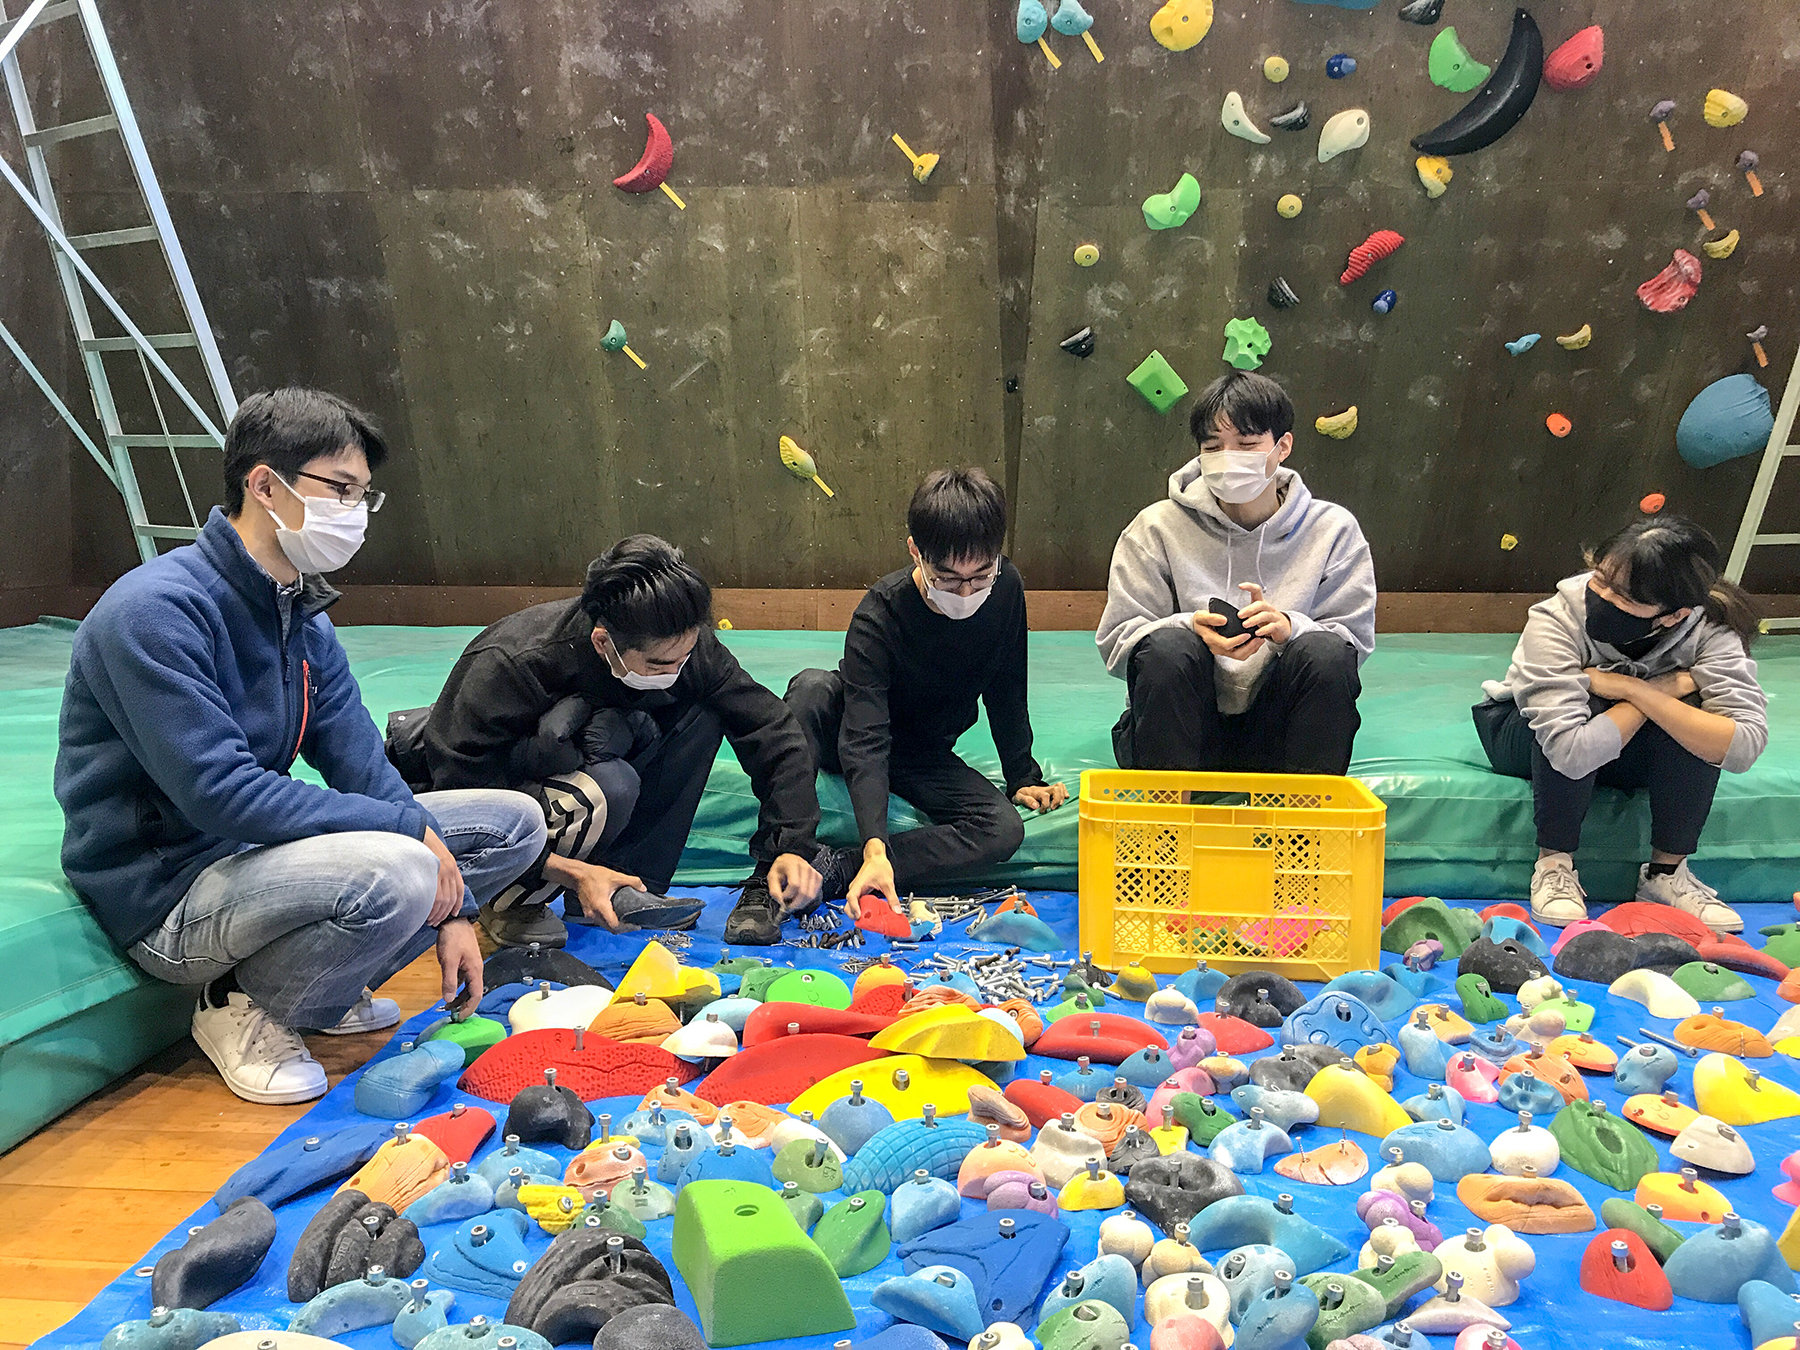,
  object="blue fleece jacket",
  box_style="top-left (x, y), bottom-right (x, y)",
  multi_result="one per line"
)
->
top-left (56, 507), bottom-right (438, 949)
